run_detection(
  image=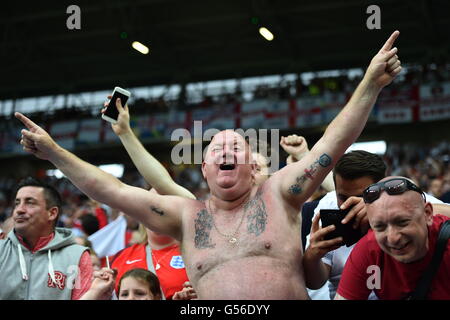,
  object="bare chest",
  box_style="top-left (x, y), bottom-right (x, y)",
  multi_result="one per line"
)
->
top-left (181, 189), bottom-right (302, 283)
